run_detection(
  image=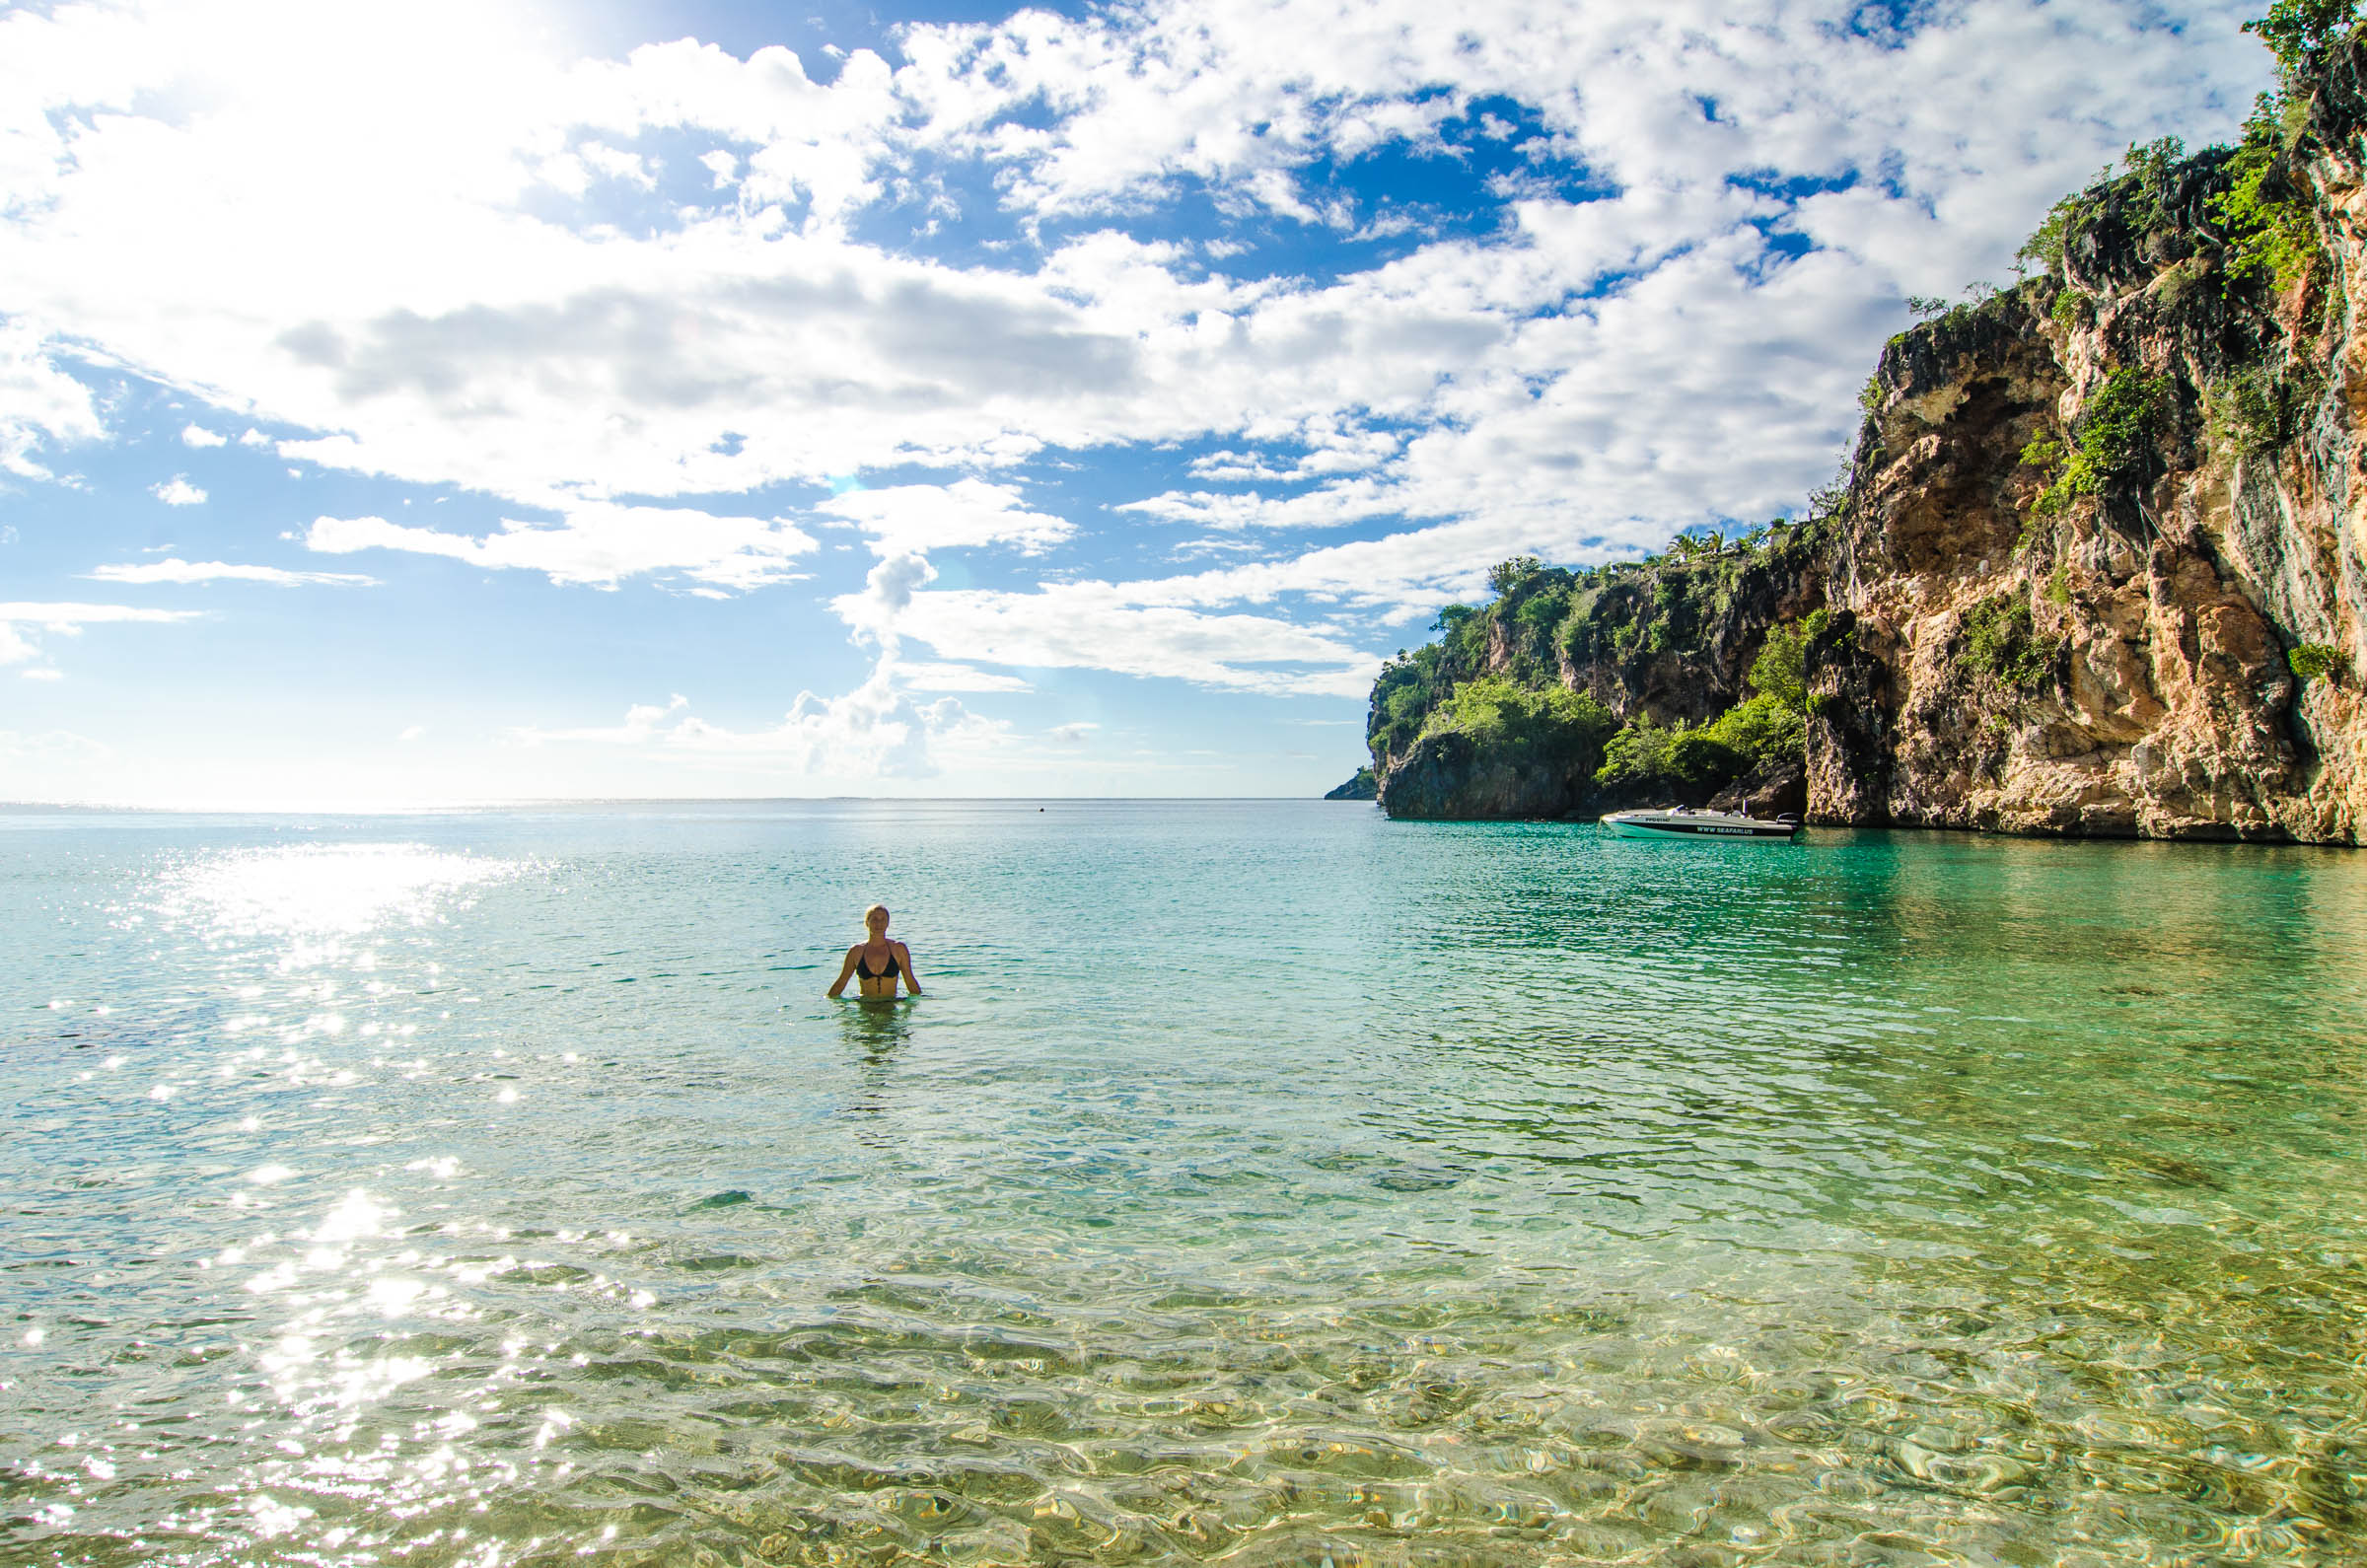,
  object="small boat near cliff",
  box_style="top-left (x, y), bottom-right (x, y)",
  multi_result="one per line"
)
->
top-left (1602, 806), bottom-right (1800, 840)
